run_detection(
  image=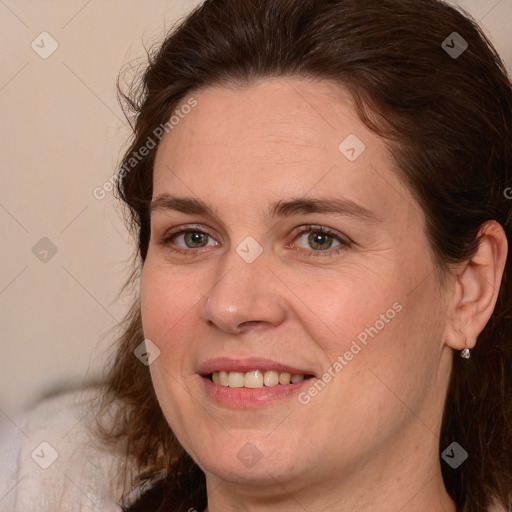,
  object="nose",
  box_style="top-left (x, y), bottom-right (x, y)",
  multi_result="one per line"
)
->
top-left (200, 248), bottom-right (287, 335)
